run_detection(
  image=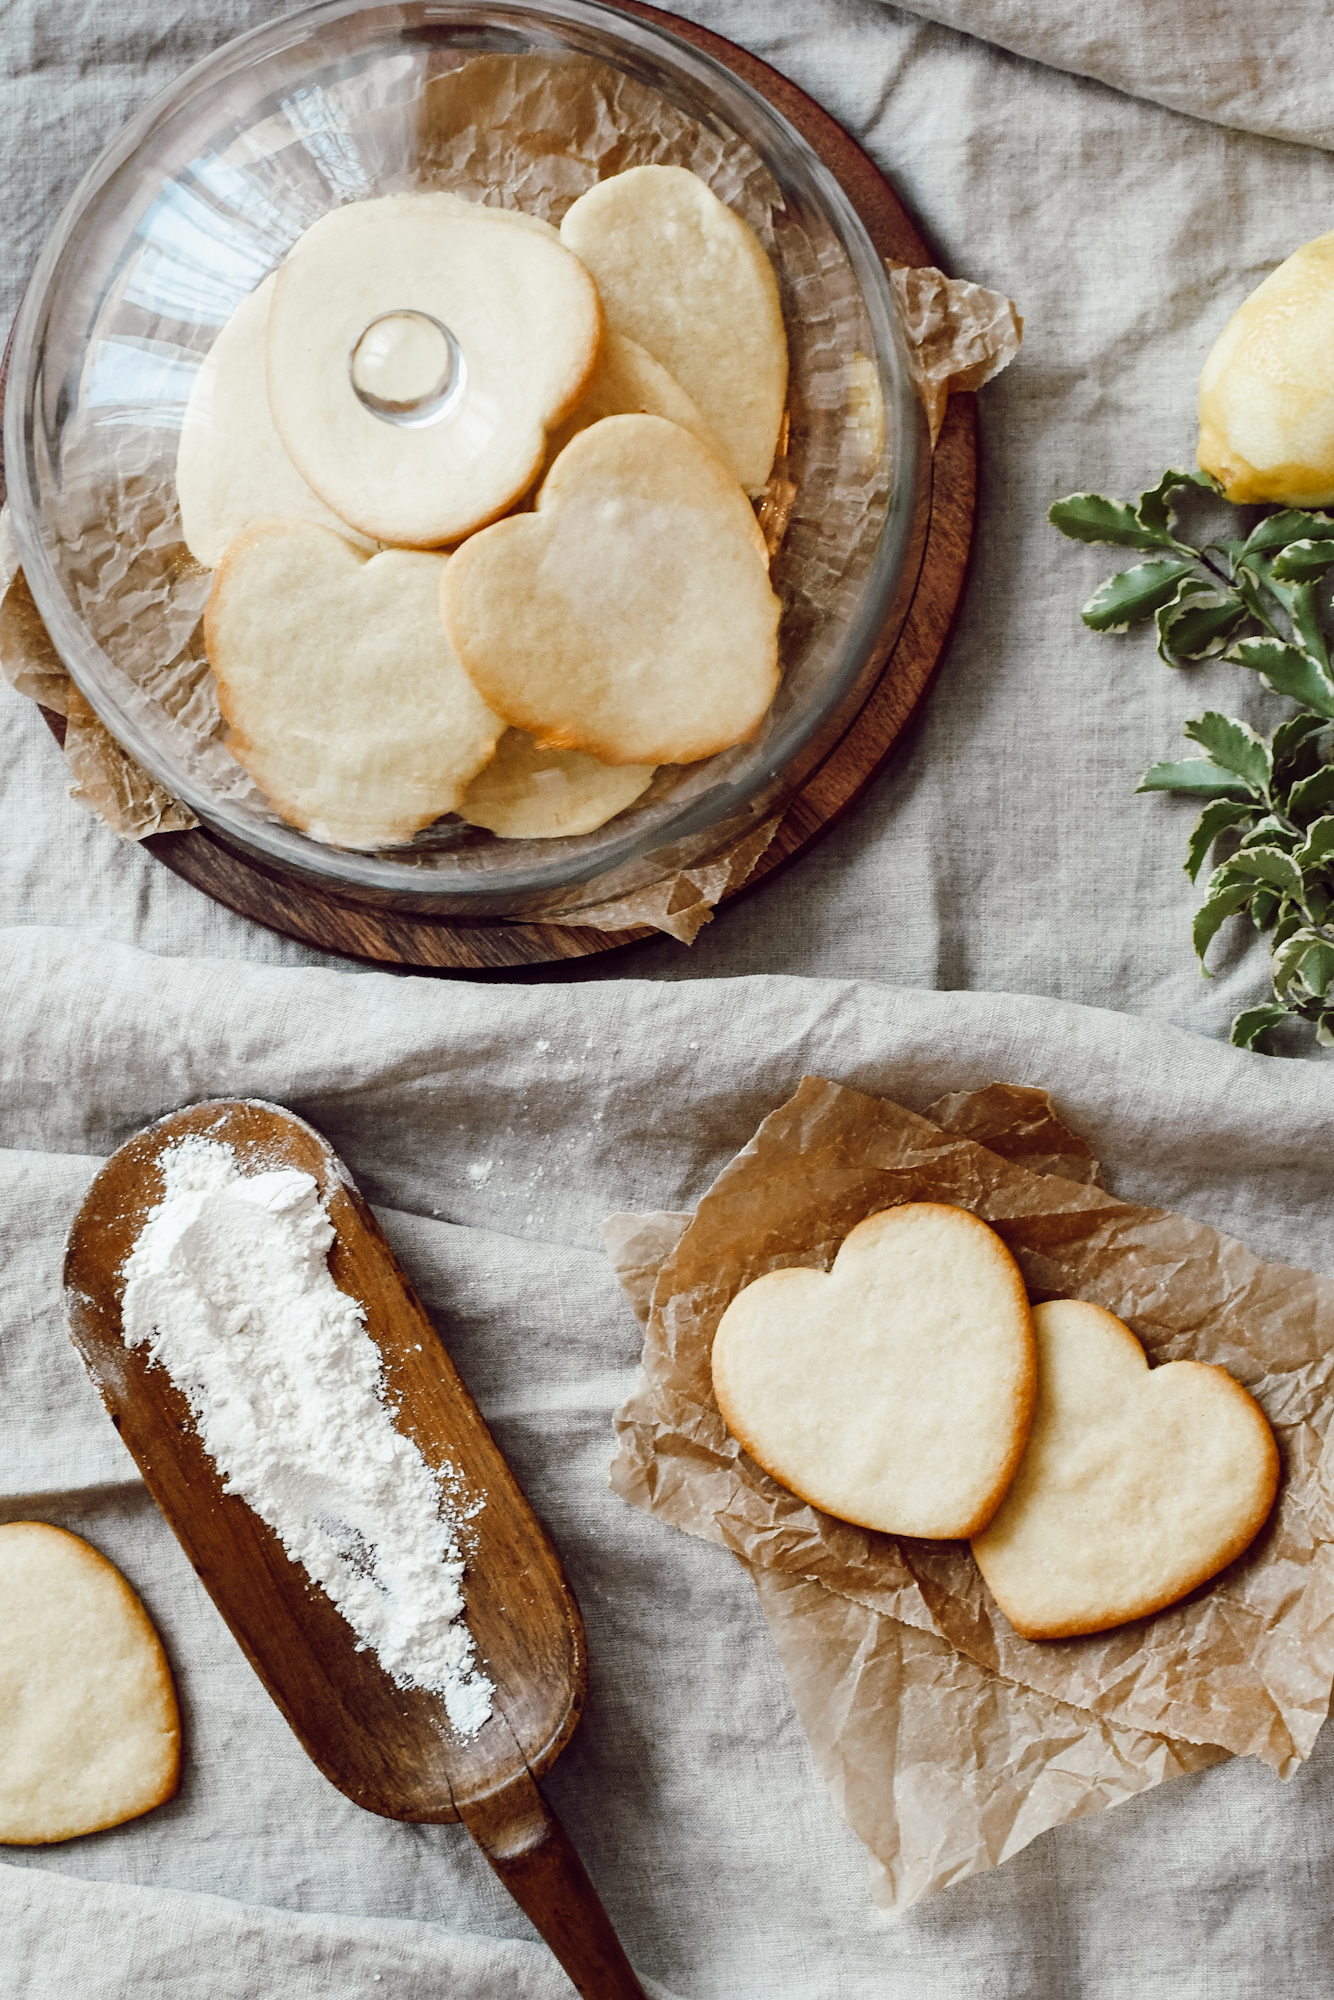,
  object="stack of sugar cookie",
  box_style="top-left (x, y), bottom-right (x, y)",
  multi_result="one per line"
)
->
top-left (178, 167), bottom-right (789, 851)
top-left (710, 1203), bottom-right (1280, 1638)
